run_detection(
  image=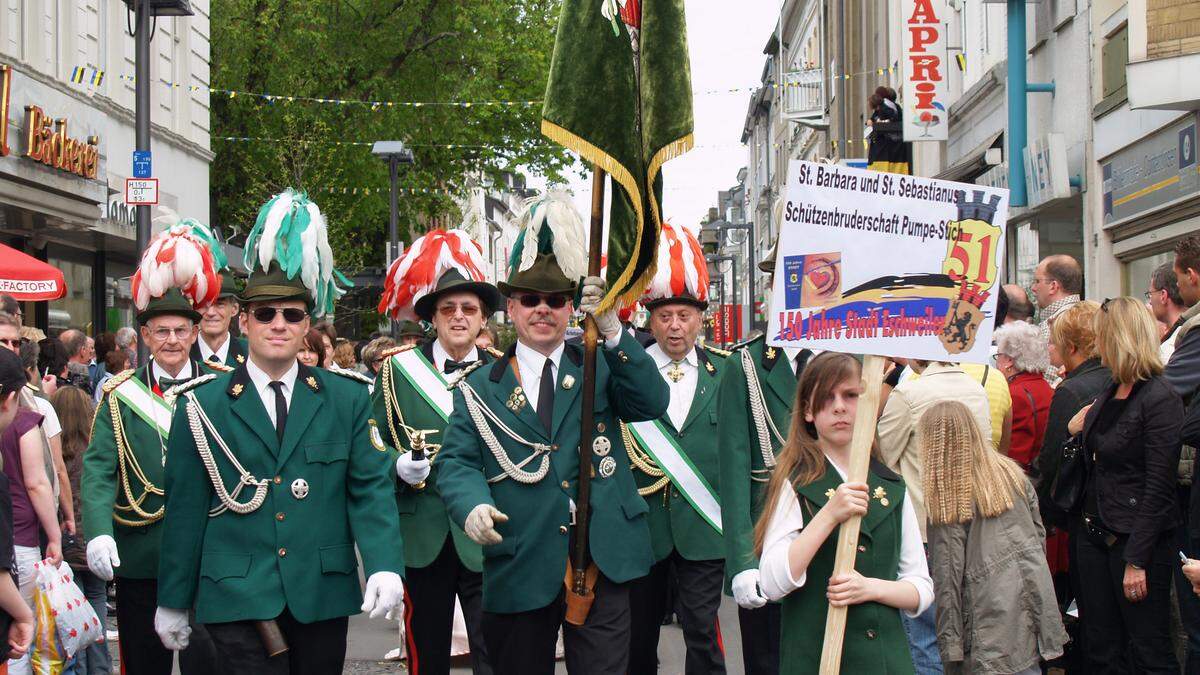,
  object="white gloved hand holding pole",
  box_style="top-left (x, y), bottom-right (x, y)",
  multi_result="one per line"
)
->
top-left (86, 535), bottom-right (121, 581)
top-left (361, 571), bottom-right (405, 620)
top-left (395, 453), bottom-right (432, 486)
top-left (464, 504), bottom-right (508, 546)
top-left (732, 569), bottom-right (769, 609)
top-left (154, 607), bottom-right (191, 650)
top-left (579, 276), bottom-right (621, 341)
